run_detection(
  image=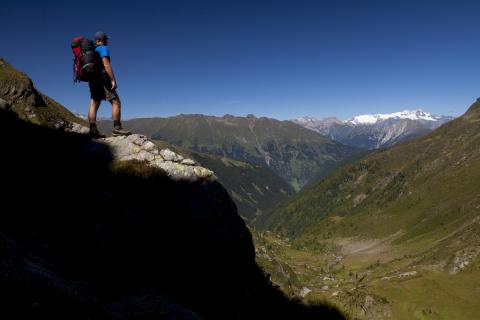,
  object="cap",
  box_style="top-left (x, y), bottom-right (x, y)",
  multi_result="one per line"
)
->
top-left (94, 31), bottom-right (110, 41)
